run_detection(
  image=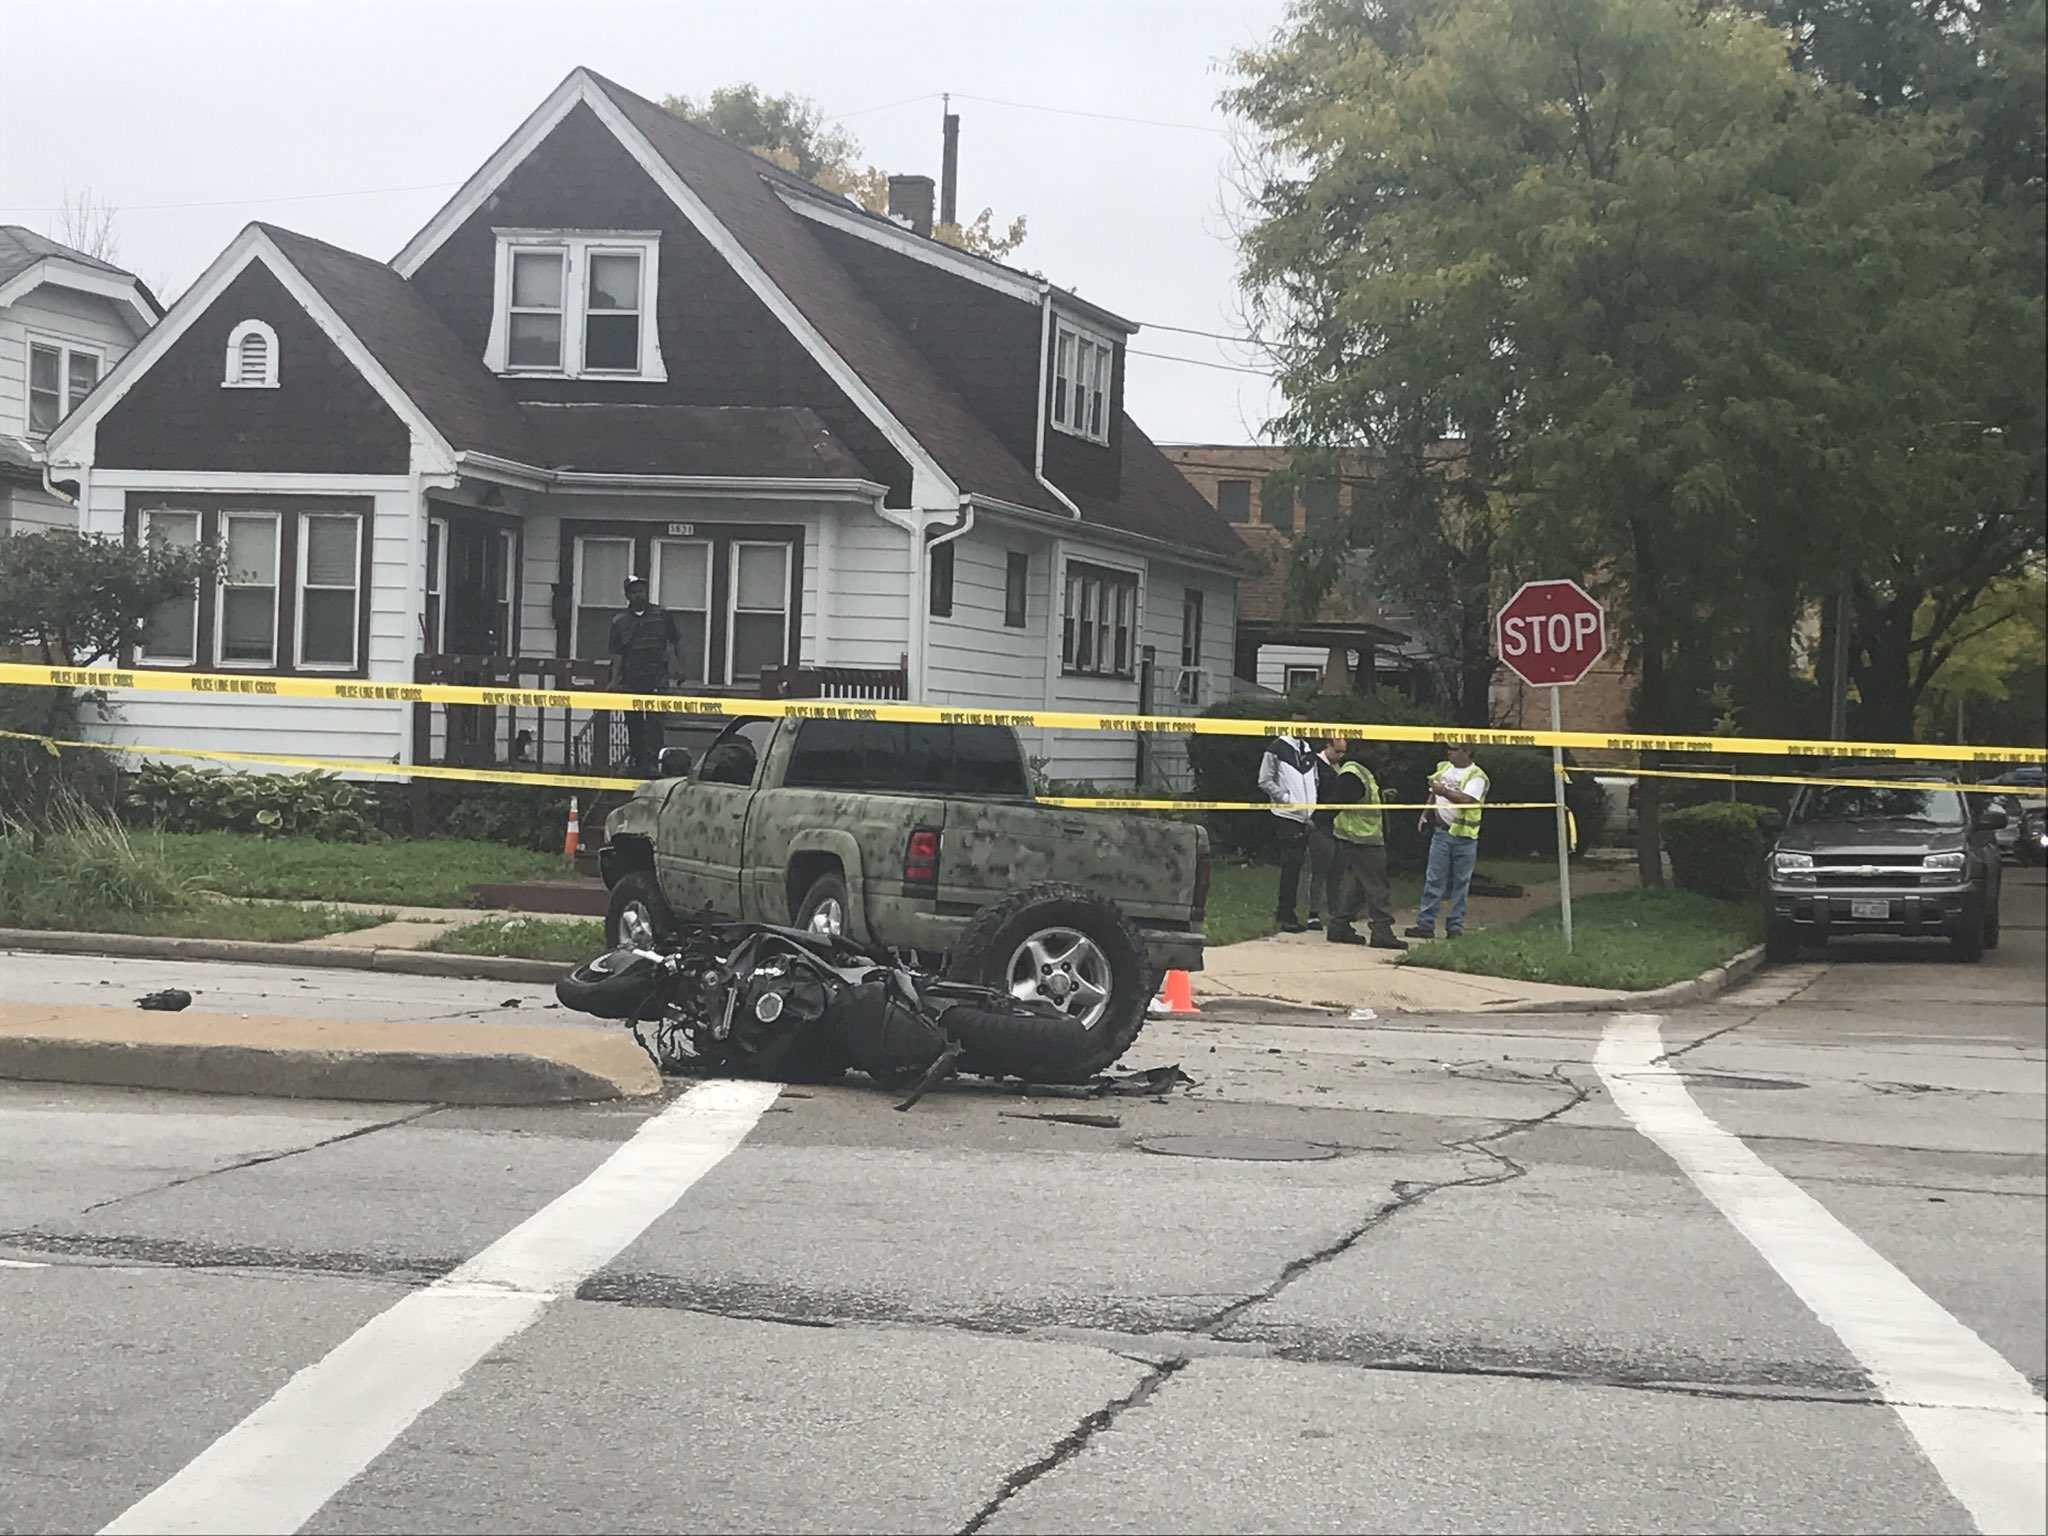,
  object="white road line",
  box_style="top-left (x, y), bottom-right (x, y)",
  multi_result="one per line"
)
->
top-left (0, 1258), bottom-right (49, 1268)
top-left (100, 1077), bottom-right (781, 1536)
top-left (1597, 1015), bottom-right (2047, 1536)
